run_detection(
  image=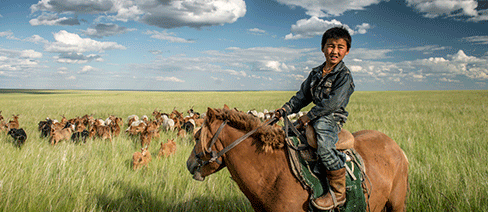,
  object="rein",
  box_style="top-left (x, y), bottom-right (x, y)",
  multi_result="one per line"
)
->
top-left (195, 117), bottom-right (278, 167)
top-left (282, 114), bottom-right (309, 151)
